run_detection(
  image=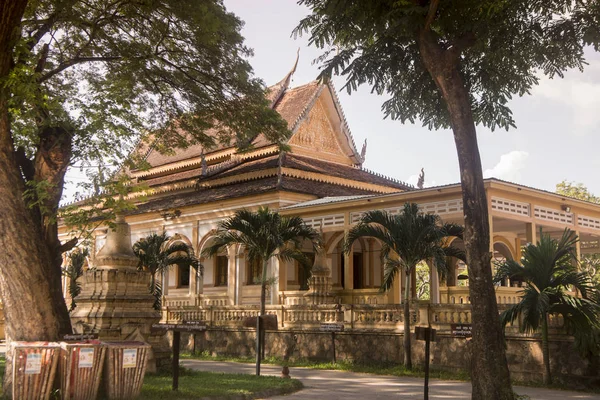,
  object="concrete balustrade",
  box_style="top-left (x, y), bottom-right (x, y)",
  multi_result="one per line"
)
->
top-left (161, 302), bottom-right (566, 335)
